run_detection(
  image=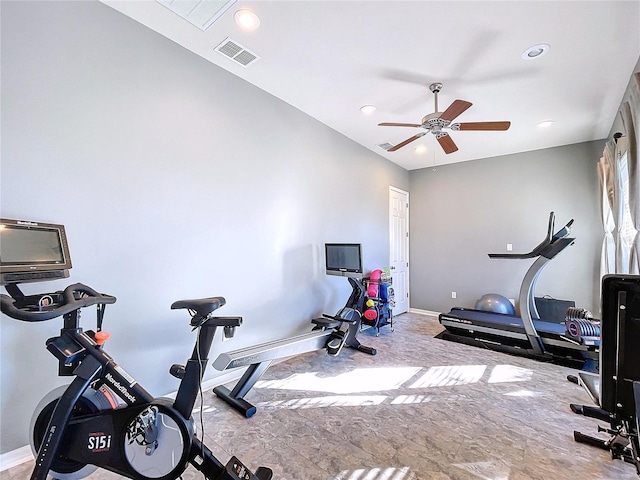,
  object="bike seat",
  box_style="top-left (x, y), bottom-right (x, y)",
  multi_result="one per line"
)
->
top-left (171, 297), bottom-right (226, 318)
